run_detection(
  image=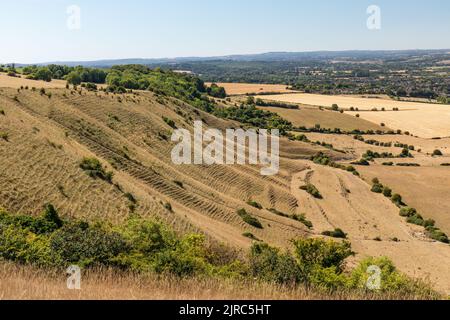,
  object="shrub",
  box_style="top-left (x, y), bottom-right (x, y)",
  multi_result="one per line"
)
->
top-left (0, 109), bottom-right (5, 116)
top-left (237, 209), bottom-right (263, 229)
top-left (399, 207), bottom-right (417, 217)
top-left (371, 181), bottom-right (384, 194)
top-left (425, 227), bottom-right (449, 244)
top-left (124, 192), bottom-right (137, 204)
top-left (242, 232), bottom-right (259, 241)
top-left (164, 202), bottom-right (173, 212)
top-left (432, 149), bottom-right (443, 156)
top-left (0, 204), bottom-right (63, 235)
top-left (383, 187), bottom-right (392, 198)
top-left (322, 228), bottom-right (347, 239)
top-left (162, 116), bottom-right (176, 129)
top-left (79, 157), bottom-right (113, 183)
top-left (391, 194), bottom-right (404, 206)
top-left (291, 214), bottom-right (314, 229)
top-left (0, 131), bottom-right (8, 141)
top-left (406, 214), bottom-right (426, 226)
top-left (249, 242), bottom-right (300, 284)
top-left (349, 257), bottom-right (437, 296)
top-left (292, 238), bottom-right (353, 281)
top-left (247, 200), bottom-right (262, 210)
top-left (50, 223), bottom-right (128, 267)
top-left (300, 184), bottom-right (323, 199)
top-left (173, 180), bottom-right (184, 188)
